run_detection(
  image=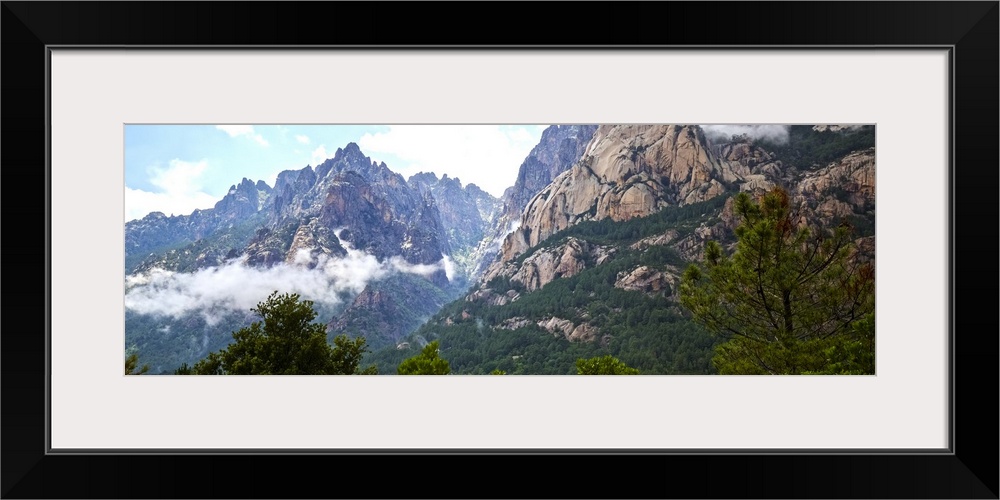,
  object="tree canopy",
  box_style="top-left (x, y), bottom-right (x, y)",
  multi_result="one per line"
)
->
top-left (576, 355), bottom-right (640, 375)
top-left (191, 291), bottom-right (377, 375)
top-left (679, 187), bottom-right (875, 374)
top-left (397, 340), bottom-right (451, 375)
top-left (125, 351), bottom-right (150, 375)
